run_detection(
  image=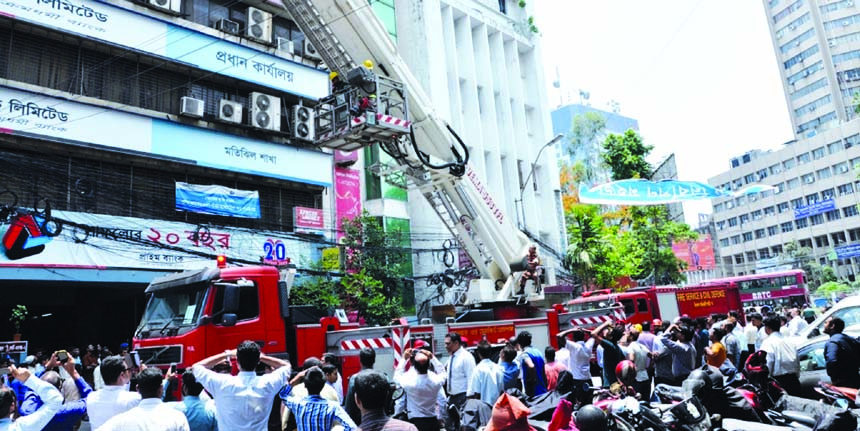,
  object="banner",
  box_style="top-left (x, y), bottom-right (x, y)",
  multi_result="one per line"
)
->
top-left (293, 207), bottom-right (325, 234)
top-left (176, 183), bottom-right (261, 218)
top-left (836, 243), bottom-right (860, 259)
top-left (794, 199), bottom-right (836, 219)
top-left (579, 180), bottom-right (776, 205)
top-left (335, 167), bottom-right (361, 242)
top-left (671, 235), bottom-right (717, 271)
